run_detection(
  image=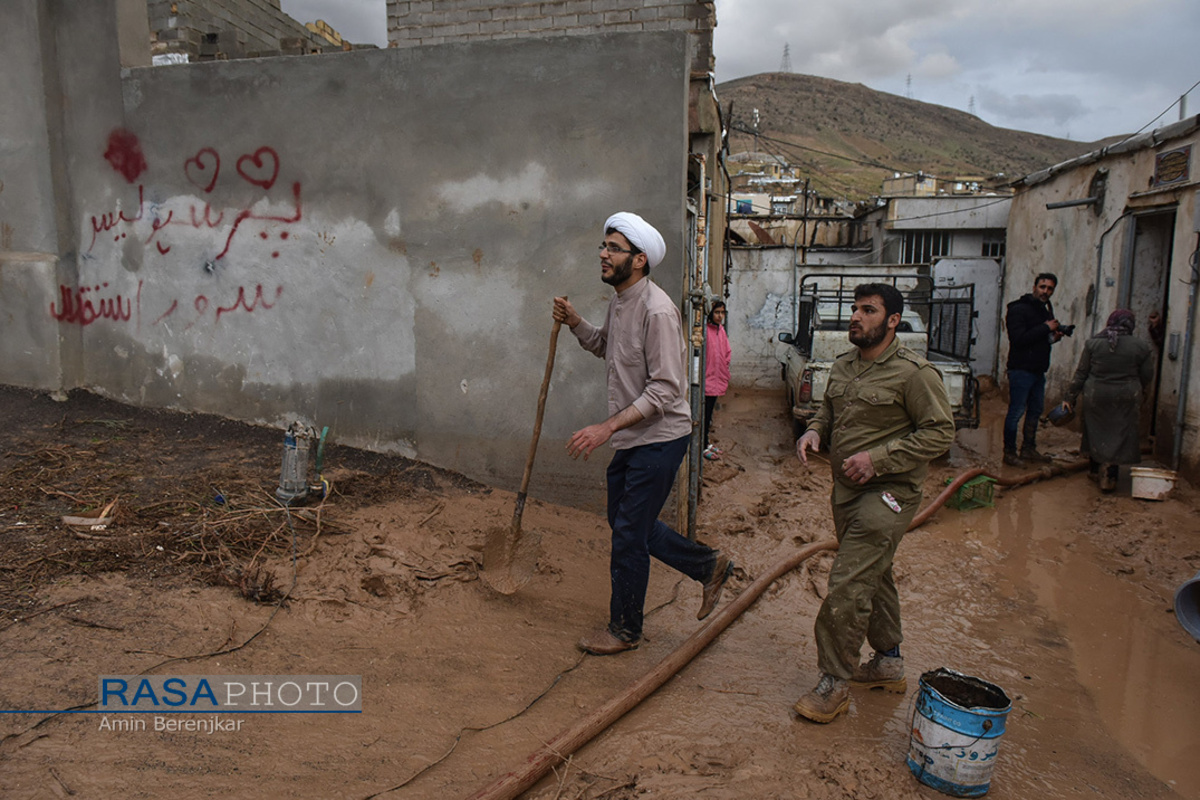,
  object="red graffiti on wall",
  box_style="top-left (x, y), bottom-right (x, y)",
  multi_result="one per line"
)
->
top-left (89, 186), bottom-right (146, 250)
top-left (151, 284), bottom-right (284, 329)
top-left (50, 281), bottom-right (142, 326)
top-left (236, 147), bottom-right (279, 190)
top-left (184, 147), bottom-right (220, 193)
top-left (216, 284), bottom-right (283, 321)
top-left (88, 145), bottom-right (300, 262)
top-left (104, 129), bottom-right (148, 184)
top-left (211, 181), bottom-right (302, 260)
